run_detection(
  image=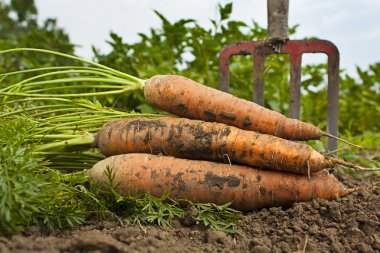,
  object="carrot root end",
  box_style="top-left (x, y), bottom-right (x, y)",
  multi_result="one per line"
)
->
top-left (323, 132), bottom-right (364, 149)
